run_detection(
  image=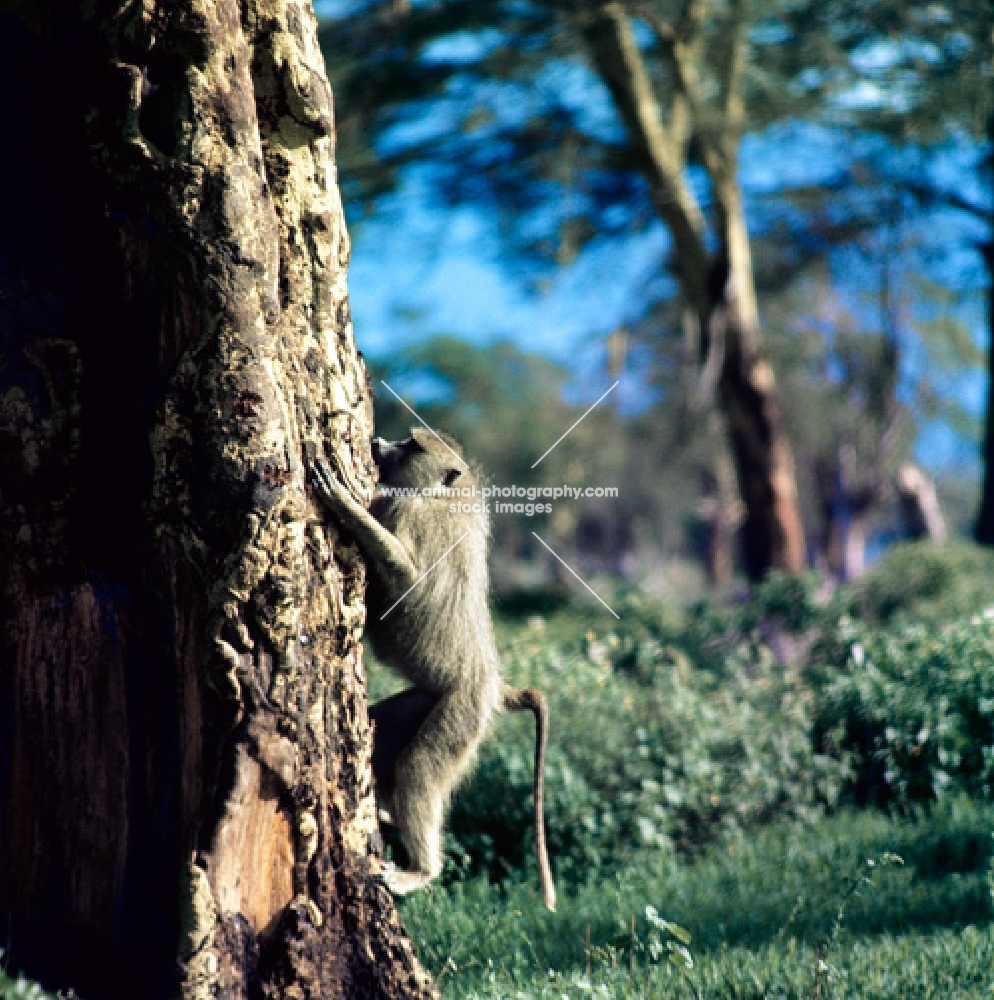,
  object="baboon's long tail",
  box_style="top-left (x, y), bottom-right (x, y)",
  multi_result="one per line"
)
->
top-left (501, 684), bottom-right (556, 911)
